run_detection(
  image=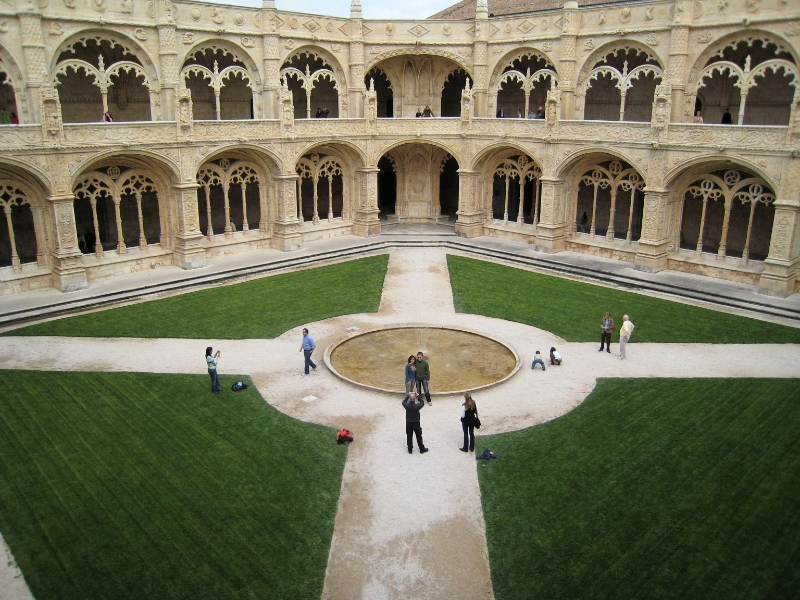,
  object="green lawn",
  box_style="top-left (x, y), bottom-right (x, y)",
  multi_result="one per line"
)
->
top-left (447, 255), bottom-right (800, 343)
top-left (477, 378), bottom-right (800, 600)
top-left (6, 254), bottom-right (389, 339)
top-left (0, 370), bottom-right (347, 600)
